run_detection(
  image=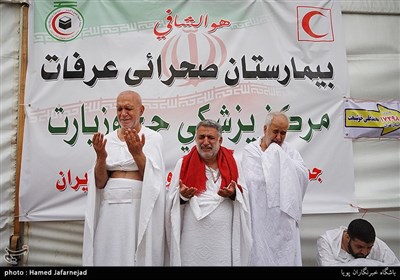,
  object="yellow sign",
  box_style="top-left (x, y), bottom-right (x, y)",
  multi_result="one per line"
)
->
top-left (345, 104), bottom-right (400, 136)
